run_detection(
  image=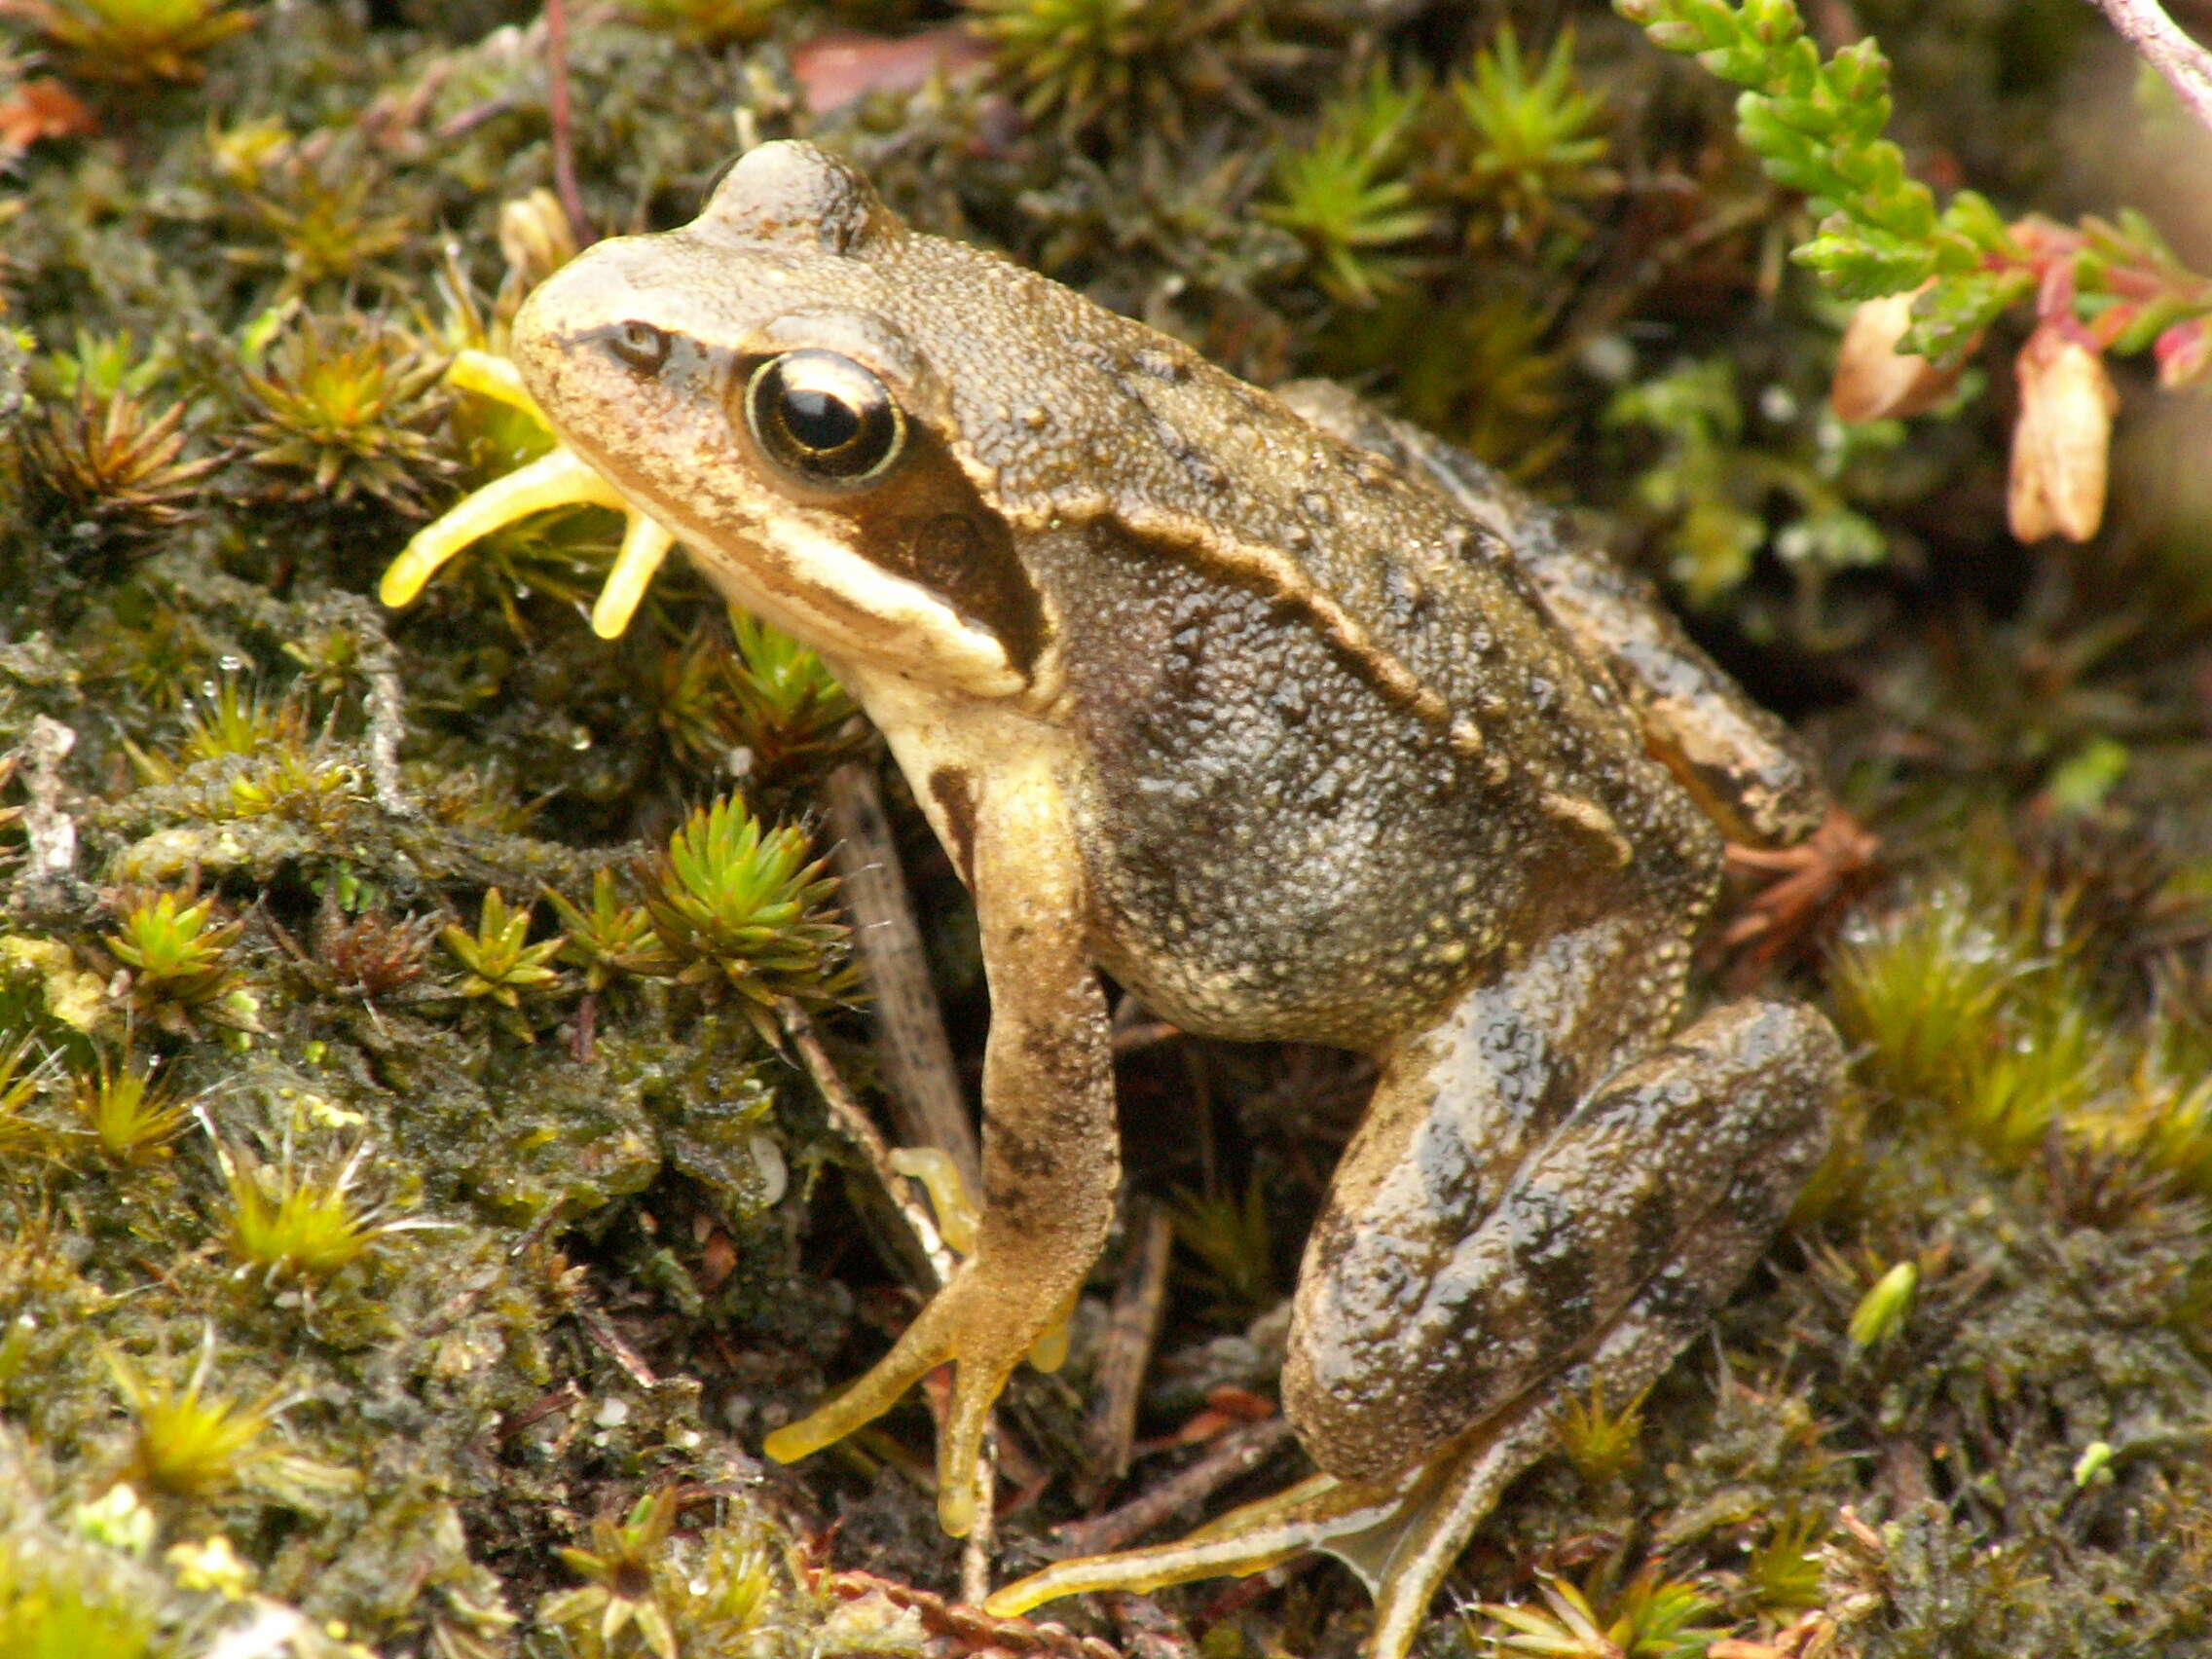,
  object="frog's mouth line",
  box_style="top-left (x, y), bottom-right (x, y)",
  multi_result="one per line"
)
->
top-left (379, 350), bottom-right (1027, 703)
